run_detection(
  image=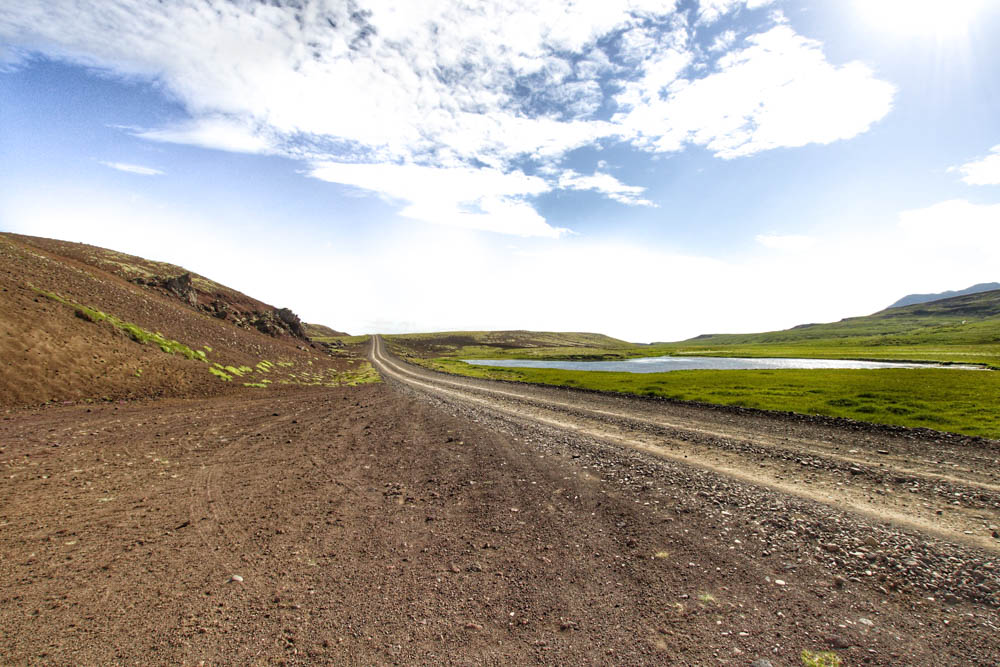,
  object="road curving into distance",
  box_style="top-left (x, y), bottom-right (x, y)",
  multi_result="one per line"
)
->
top-left (371, 335), bottom-right (1000, 553)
